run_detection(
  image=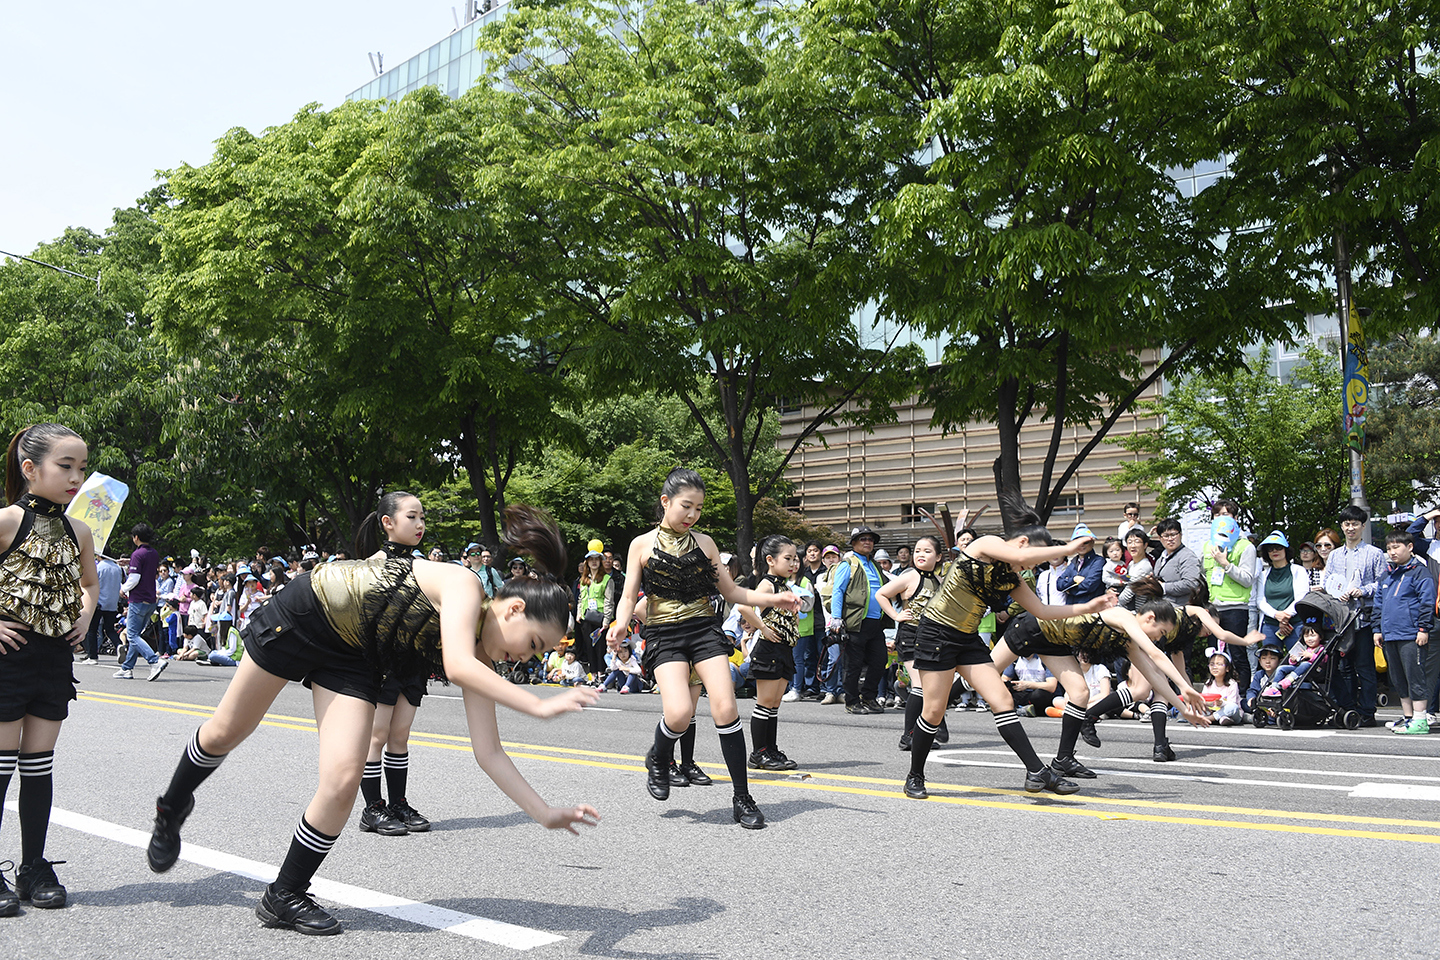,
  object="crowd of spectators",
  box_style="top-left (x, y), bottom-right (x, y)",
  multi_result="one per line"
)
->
top-left (79, 500), bottom-right (1438, 736)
